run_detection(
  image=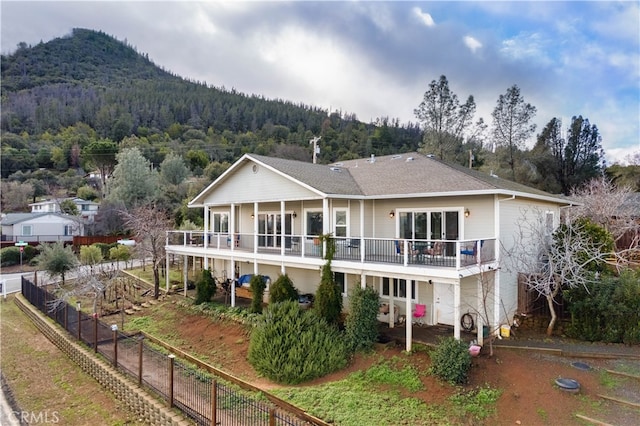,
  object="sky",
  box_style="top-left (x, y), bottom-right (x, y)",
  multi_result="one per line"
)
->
top-left (1, 1), bottom-right (639, 165)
